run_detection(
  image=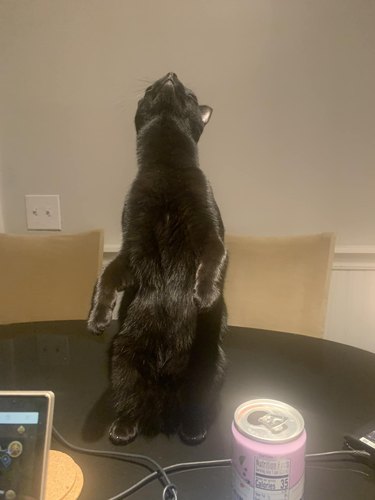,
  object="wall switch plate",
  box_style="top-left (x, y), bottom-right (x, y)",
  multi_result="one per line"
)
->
top-left (25, 194), bottom-right (62, 231)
